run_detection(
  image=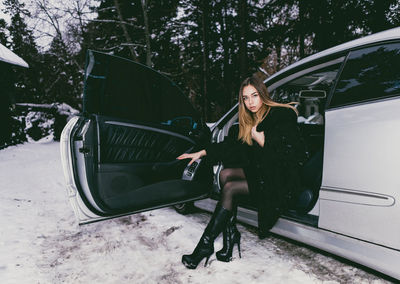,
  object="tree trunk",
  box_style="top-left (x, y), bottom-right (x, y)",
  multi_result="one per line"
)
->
top-left (298, 0), bottom-right (305, 58)
top-left (220, 0), bottom-right (232, 109)
top-left (370, 0), bottom-right (391, 33)
top-left (238, 0), bottom-right (248, 80)
top-left (141, 0), bottom-right (152, 67)
top-left (276, 45), bottom-right (282, 71)
top-left (113, 0), bottom-right (138, 62)
top-left (201, 0), bottom-right (209, 120)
